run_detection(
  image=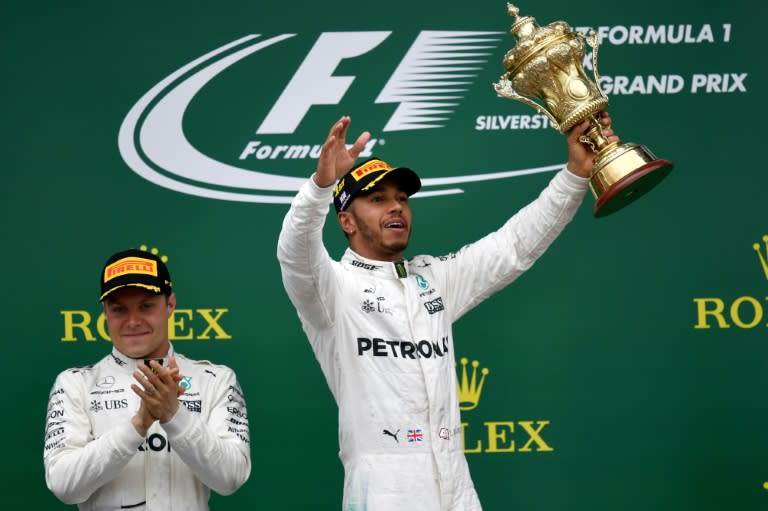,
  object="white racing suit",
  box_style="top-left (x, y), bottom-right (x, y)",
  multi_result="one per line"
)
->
top-left (43, 344), bottom-right (251, 510)
top-left (277, 168), bottom-right (587, 511)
